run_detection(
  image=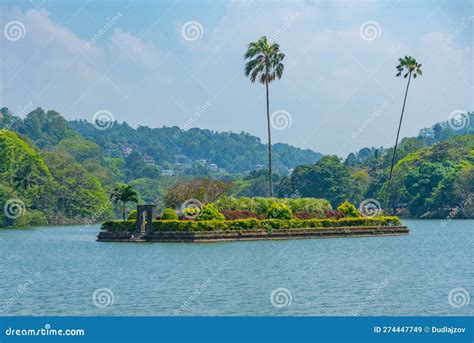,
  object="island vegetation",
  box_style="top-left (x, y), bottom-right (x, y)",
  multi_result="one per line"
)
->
top-left (100, 196), bottom-right (405, 242)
